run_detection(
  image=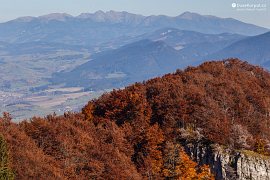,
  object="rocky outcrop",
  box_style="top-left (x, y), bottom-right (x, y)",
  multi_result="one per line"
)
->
top-left (182, 141), bottom-right (270, 180)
